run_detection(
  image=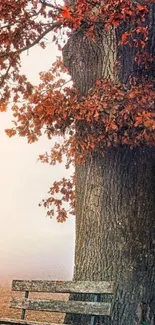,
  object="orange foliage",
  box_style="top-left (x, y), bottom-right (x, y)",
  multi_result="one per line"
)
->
top-left (61, 6), bottom-right (72, 19)
top-left (0, 104), bottom-right (7, 112)
top-left (0, 0), bottom-right (155, 221)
